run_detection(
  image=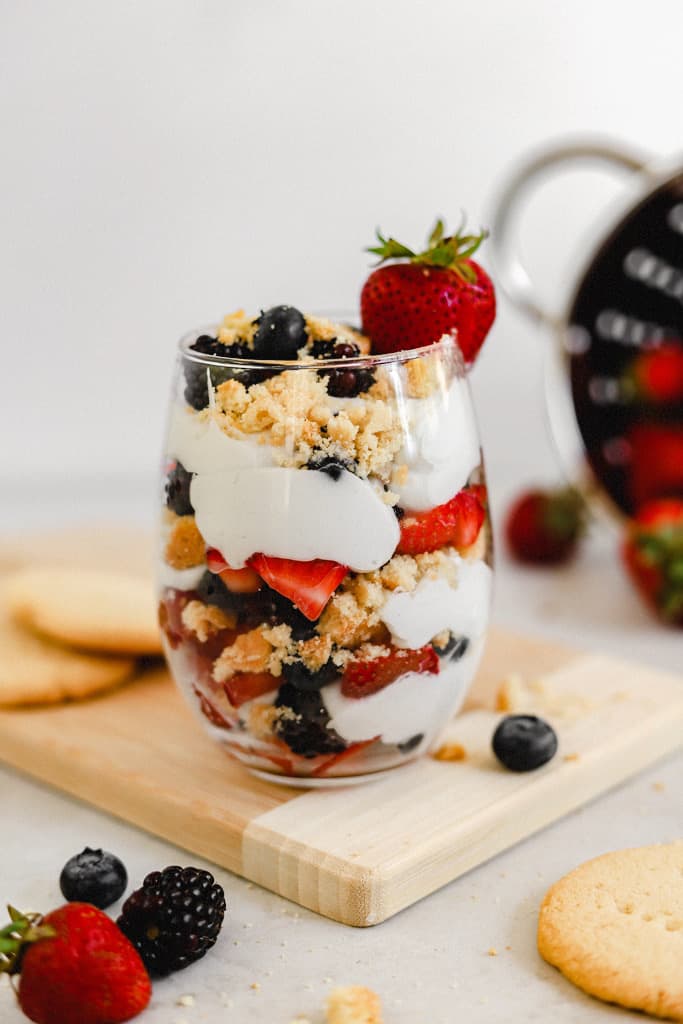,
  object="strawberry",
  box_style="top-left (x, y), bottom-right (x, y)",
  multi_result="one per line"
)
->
top-left (341, 645), bottom-right (439, 699)
top-left (223, 671), bottom-right (278, 707)
top-left (397, 487), bottom-right (485, 555)
top-left (626, 342), bottom-right (683, 404)
top-left (622, 499), bottom-right (683, 625)
top-left (505, 487), bottom-right (586, 565)
top-left (248, 554), bottom-right (348, 620)
top-left (626, 424), bottom-right (683, 510)
top-left (206, 548), bottom-right (262, 593)
top-left (312, 736), bottom-right (381, 776)
top-left (360, 217), bottom-right (496, 363)
top-left (0, 903), bottom-right (151, 1024)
